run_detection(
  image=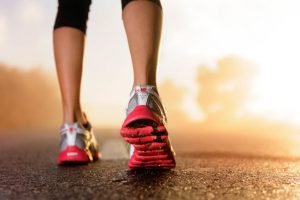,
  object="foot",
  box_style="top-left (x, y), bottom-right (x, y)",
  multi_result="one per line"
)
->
top-left (57, 121), bottom-right (101, 165)
top-left (120, 84), bottom-right (176, 169)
